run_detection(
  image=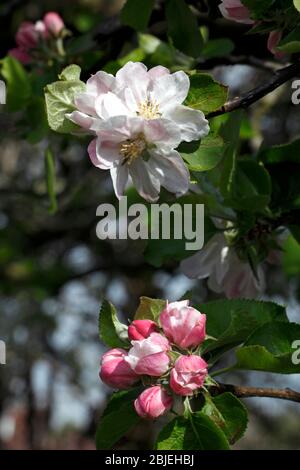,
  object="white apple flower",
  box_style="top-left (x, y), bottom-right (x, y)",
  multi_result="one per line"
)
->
top-left (67, 62), bottom-right (210, 201)
top-left (180, 233), bottom-right (266, 299)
